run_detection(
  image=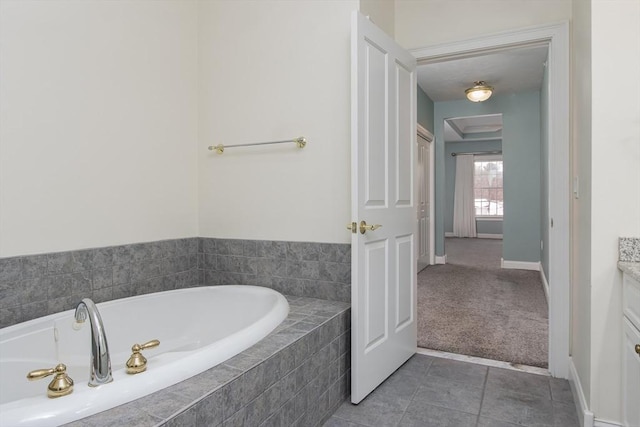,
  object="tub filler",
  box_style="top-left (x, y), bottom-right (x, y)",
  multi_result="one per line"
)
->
top-left (0, 285), bottom-right (289, 426)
